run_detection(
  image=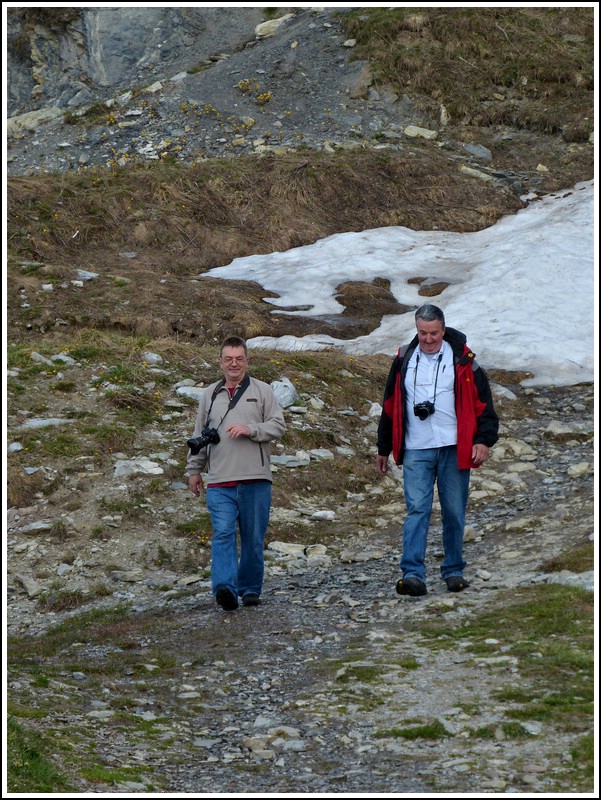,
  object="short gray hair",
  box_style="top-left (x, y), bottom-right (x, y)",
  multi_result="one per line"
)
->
top-left (415, 304), bottom-right (445, 327)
